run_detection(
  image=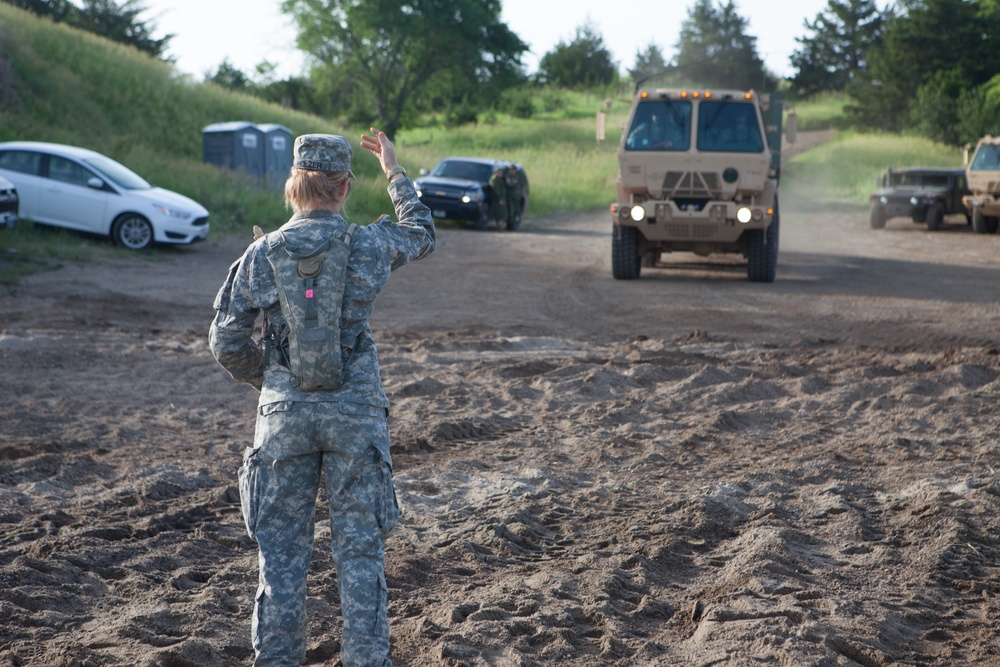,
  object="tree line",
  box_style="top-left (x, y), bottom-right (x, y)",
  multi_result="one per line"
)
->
top-left (9, 0), bottom-right (1000, 146)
